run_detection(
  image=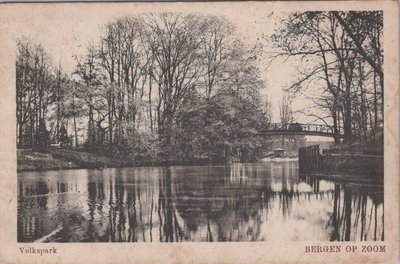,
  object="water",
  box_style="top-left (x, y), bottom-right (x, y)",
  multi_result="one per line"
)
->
top-left (17, 160), bottom-right (384, 242)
